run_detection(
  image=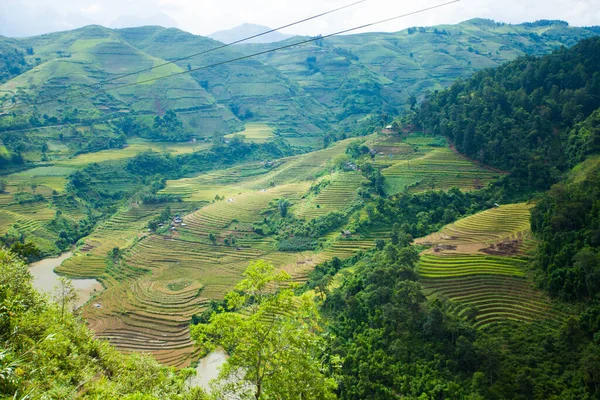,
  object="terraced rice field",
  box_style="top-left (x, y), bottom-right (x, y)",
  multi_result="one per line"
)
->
top-left (294, 172), bottom-right (366, 219)
top-left (0, 135), bottom-right (208, 253)
top-left (226, 123), bottom-right (275, 143)
top-left (76, 183), bottom-right (328, 366)
top-left (54, 141), bottom-right (208, 168)
top-left (417, 203), bottom-right (564, 329)
top-left (422, 273), bottom-right (559, 328)
top-left (381, 147), bottom-right (499, 194)
top-left (158, 138), bottom-right (354, 203)
top-left (71, 138), bottom-right (379, 367)
top-left (57, 133), bottom-right (511, 366)
top-left (418, 203), bottom-right (534, 248)
top-left (83, 230), bottom-right (334, 367)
